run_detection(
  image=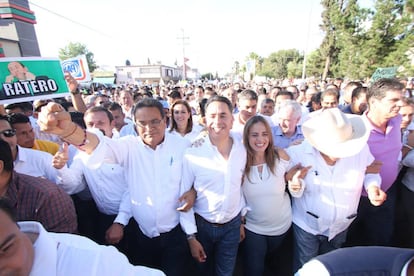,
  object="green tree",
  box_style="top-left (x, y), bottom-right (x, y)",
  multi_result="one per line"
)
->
top-left (333, 0), bottom-right (370, 79)
top-left (246, 52), bottom-right (264, 74)
top-left (359, 0), bottom-right (406, 77)
top-left (201, 72), bottom-right (214, 80)
top-left (319, 0), bottom-right (413, 79)
top-left (59, 42), bottom-right (98, 72)
top-left (320, 0), bottom-right (341, 80)
top-left (305, 49), bottom-right (325, 78)
top-left (260, 49), bottom-right (302, 79)
top-left (383, 0), bottom-right (414, 76)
